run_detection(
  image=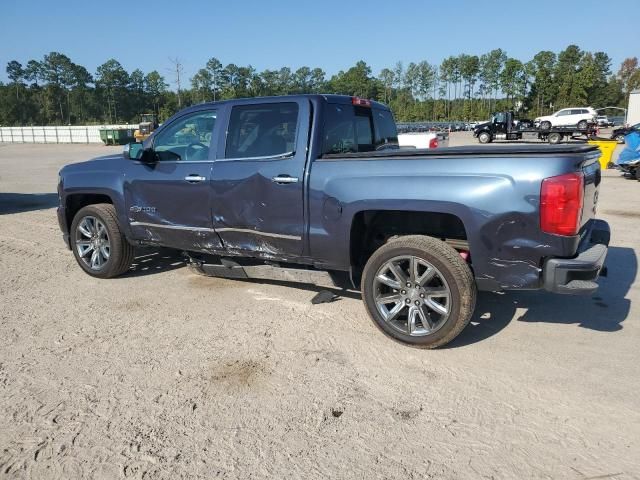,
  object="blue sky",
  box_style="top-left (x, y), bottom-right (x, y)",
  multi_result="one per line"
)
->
top-left (1, 0), bottom-right (637, 84)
